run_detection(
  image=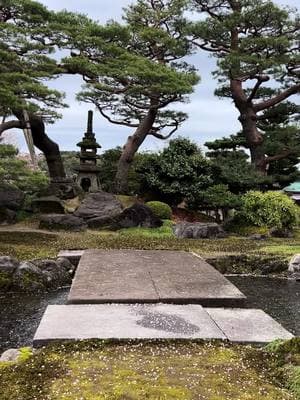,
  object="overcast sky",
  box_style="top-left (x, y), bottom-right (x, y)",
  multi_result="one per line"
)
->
top-left (12, 0), bottom-right (299, 154)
